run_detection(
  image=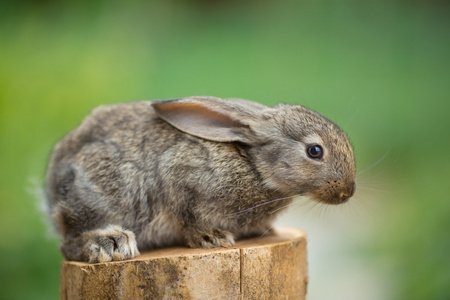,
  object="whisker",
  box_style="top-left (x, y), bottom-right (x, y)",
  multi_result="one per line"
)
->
top-left (356, 170), bottom-right (389, 183)
top-left (323, 201), bottom-right (331, 221)
top-left (259, 198), bottom-right (312, 238)
top-left (259, 224), bottom-right (276, 238)
top-left (357, 185), bottom-right (389, 192)
top-left (356, 146), bottom-right (392, 177)
top-left (344, 107), bottom-right (359, 130)
top-left (312, 201), bottom-right (326, 218)
top-left (349, 197), bottom-right (364, 217)
top-left (356, 179), bottom-right (389, 186)
top-left (269, 197), bottom-right (310, 215)
top-left (303, 198), bottom-right (324, 216)
top-left (228, 193), bottom-right (305, 216)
